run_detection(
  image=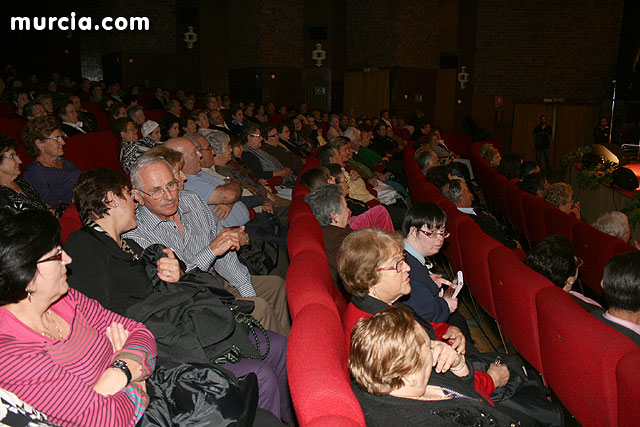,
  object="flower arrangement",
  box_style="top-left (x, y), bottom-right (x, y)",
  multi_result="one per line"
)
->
top-left (622, 193), bottom-right (640, 228)
top-left (562, 145), bottom-right (616, 190)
